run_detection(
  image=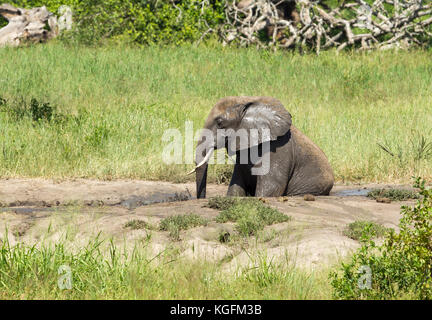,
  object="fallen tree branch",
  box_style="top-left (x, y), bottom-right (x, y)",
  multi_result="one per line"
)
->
top-left (0, 3), bottom-right (58, 47)
top-left (213, 0), bottom-right (432, 53)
